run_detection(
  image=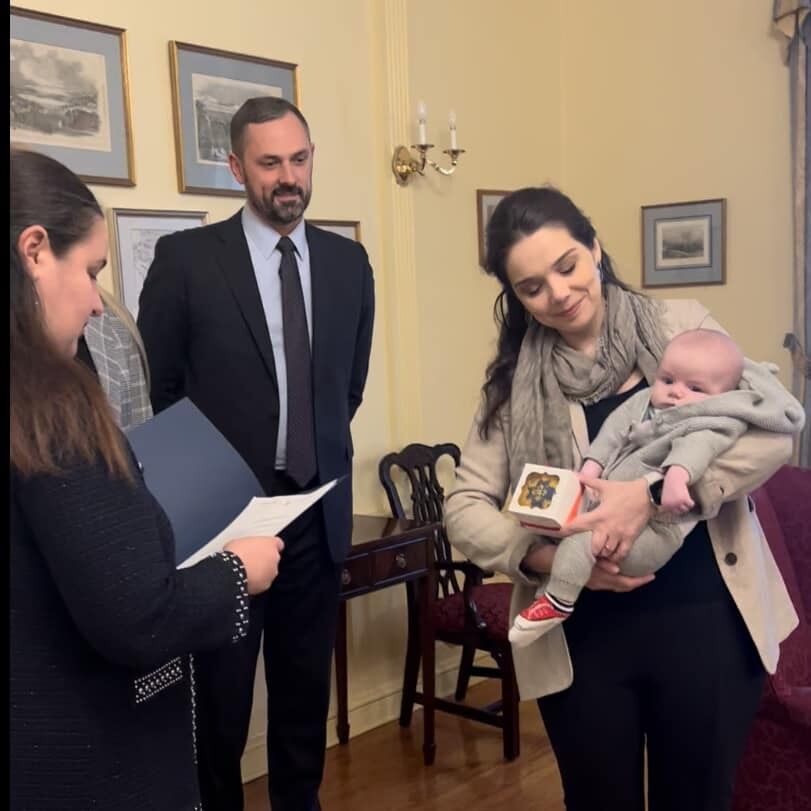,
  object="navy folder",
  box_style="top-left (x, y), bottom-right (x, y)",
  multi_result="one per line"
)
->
top-left (125, 398), bottom-right (265, 566)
